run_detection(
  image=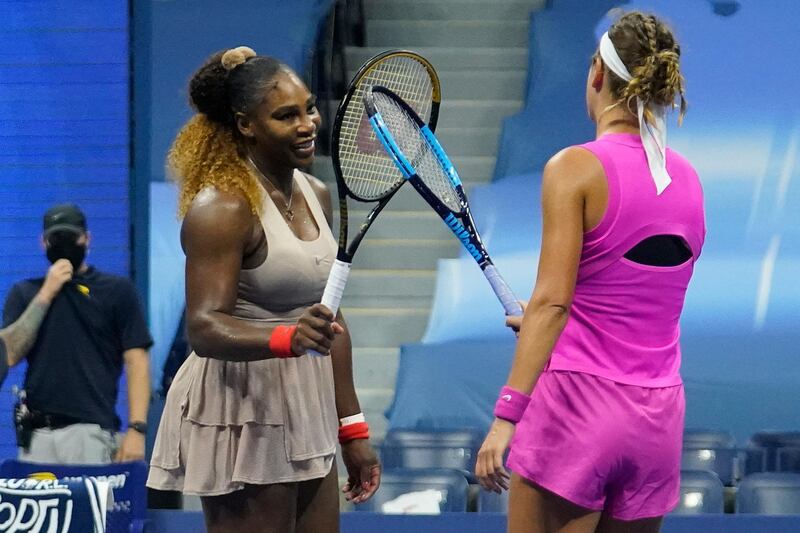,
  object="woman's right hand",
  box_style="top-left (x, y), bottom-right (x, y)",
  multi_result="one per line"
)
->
top-left (292, 303), bottom-right (341, 355)
top-left (476, 418), bottom-right (515, 493)
top-left (505, 300), bottom-right (529, 334)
